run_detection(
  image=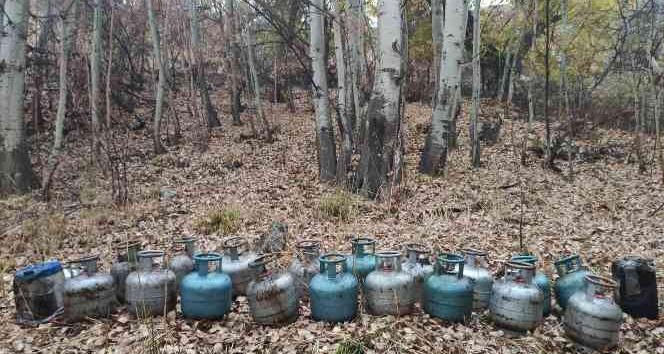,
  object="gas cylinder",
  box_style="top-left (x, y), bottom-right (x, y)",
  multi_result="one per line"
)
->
top-left (423, 253), bottom-right (474, 322)
top-left (246, 254), bottom-right (298, 325)
top-left (168, 236), bottom-right (197, 286)
top-left (222, 236), bottom-right (258, 296)
top-left (126, 250), bottom-right (177, 316)
top-left (512, 254), bottom-right (551, 316)
top-left (401, 243), bottom-right (434, 304)
top-left (611, 256), bottom-right (658, 319)
top-left (13, 260), bottom-right (65, 322)
top-left (554, 254), bottom-right (592, 309)
top-left (64, 256), bottom-right (116, 321)
top-left (564, 275), bottom-right (623, 350)
top-left (345, 236), bottom-right (376, 281)
top-left (364, 251), bottom-right (415, 316)
top-left (181, 253), bottom-right (232, 319)
top-left (287, 240), bottom-right (321, 298)
top-left (110, 240), bottom-right (141, 303)
top-left (310, 253), bottom-right (359, 323)
top-left (490, 261), bottom-right (544, 332)
top-left (461, 249), bottom-right (494, 310)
